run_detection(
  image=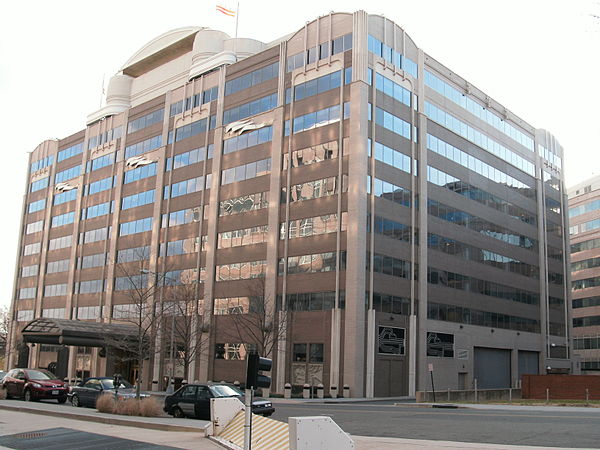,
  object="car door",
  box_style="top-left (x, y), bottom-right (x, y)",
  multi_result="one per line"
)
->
top-left (177, 385), bottom-right (198, 417)
top-left (14, 370), bottom-right (26, 397)
top-left (195, 386), bottom-right (212, 420)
